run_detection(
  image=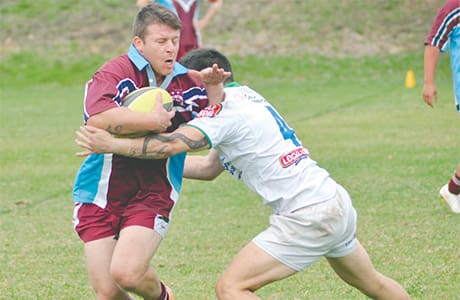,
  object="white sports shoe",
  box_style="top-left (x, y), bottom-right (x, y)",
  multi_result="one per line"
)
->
top-left (439, 184), bottom-right (460, 214)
